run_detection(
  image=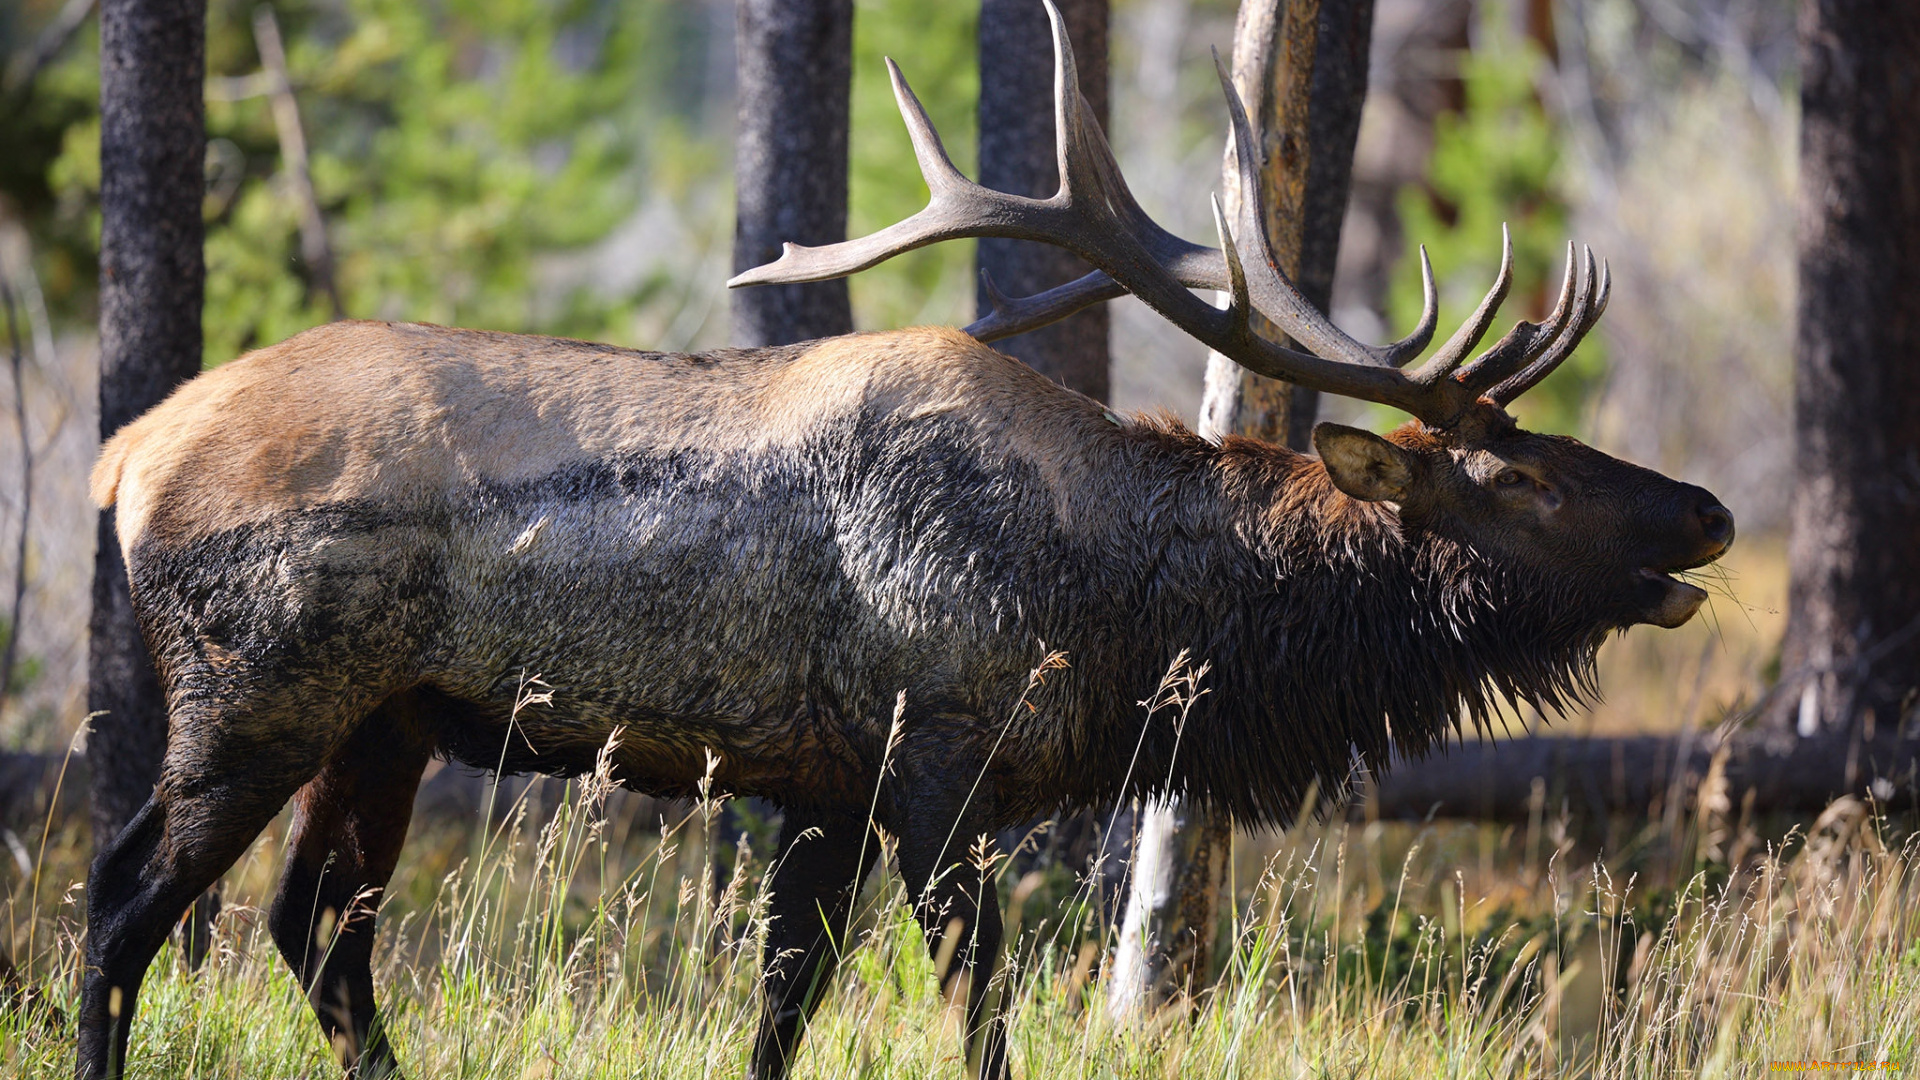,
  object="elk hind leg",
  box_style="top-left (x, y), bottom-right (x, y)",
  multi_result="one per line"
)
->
top-left (78, 692), bottom-right (350, 1079)
top-left (268, 692), bottom-right (437, 1079)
